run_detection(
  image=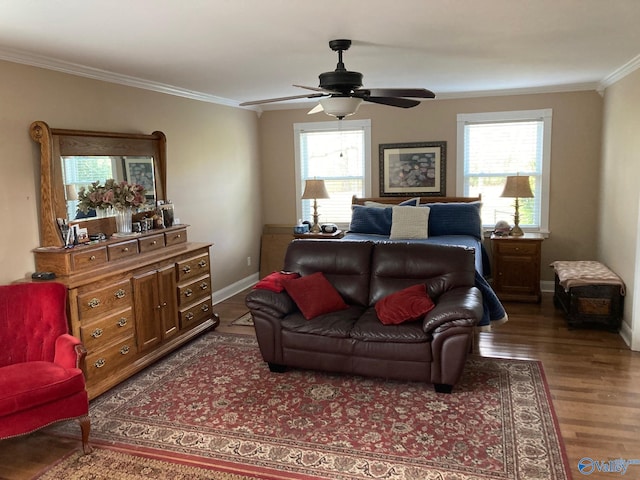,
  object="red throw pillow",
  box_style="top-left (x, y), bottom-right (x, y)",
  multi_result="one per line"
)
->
top-left (375, 284), bottom-right (435, 325)
top-left (253, 271), bottom-right (300, 293)
top-left (282, 272), bottom-right (348, 320)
